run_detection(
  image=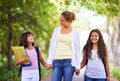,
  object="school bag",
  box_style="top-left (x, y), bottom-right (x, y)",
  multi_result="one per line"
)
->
top-left (18, 46), bottom-right (41, 81)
